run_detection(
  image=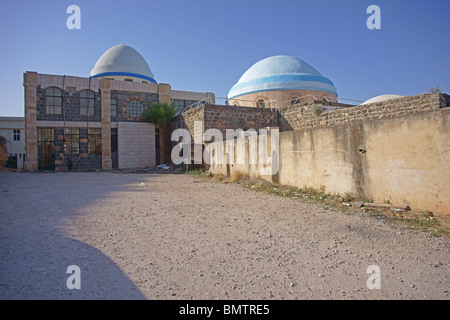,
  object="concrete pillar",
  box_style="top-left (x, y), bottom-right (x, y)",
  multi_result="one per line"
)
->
top-left (100, 78), bottom-right (112, 170)
top-left (23, 72), bottom-right (38, 171)
top-left (158, 83), bottom-right (172, 104)
top-left (206, 92), bottom-right (215, 104)
top-left (157, 83), bottom-right (172, 164)
top-left (266, 126), bottom-right (280, 184)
